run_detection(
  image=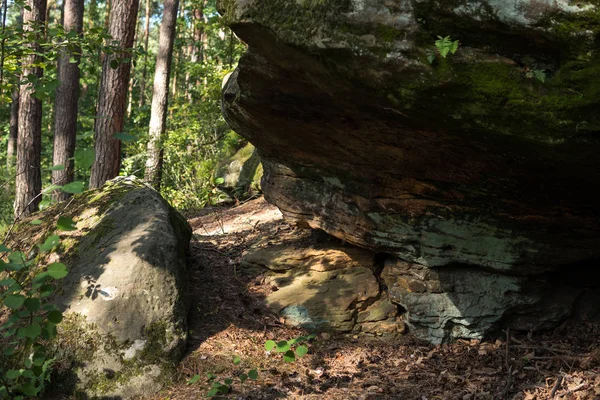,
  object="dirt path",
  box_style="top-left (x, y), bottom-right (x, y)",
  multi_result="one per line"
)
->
top-left (151, 198), bottom-right (600, 400)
